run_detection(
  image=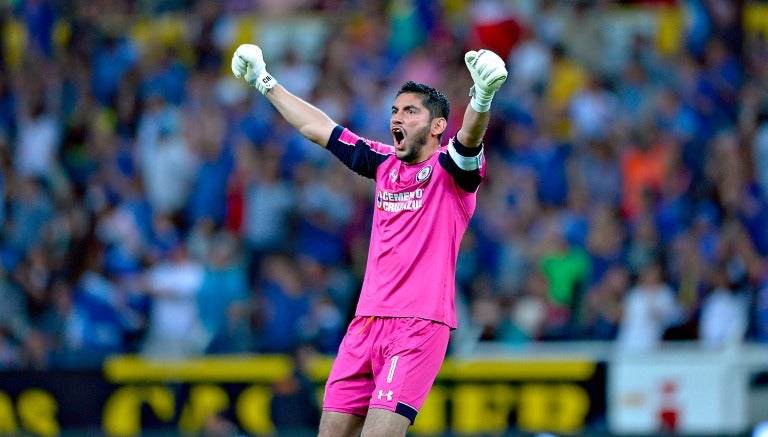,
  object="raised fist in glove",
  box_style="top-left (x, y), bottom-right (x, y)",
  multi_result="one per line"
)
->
top-left (231, 44), bottom-right (277, 95)
top-left (464, 49), bottom-right (508, 113)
